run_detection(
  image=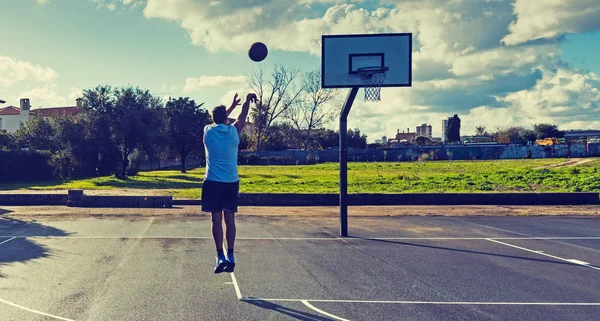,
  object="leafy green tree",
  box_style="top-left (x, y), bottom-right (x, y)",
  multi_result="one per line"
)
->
top-left (166, 97), bottom-right (210, 173)
top-left (80, 85), bottom-right (121, 176)
top-left (14, 116), bottom-right (57, 152)
top-left (519, 128), bottom-right (537, 143)
top-left (347, 128), bottom-right (367, 149)
top-left (81, 85), bottom-right (163, 178)
top-left (0, 130), bottom-right (16, 150)
top-left (51, 115), bottom-right (97, 178)
top-left (475, 126), bottom-right (489, 136)
top-left (316, 129), bottom-right (338, 149)
top-left (534, 123), bottom-right (564, 139)
top-left (415, 136), bottom-right (433, 146)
